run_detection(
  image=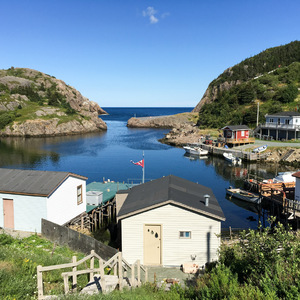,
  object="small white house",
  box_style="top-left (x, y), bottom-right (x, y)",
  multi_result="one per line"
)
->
top-left (0, 168), bottom-right (87, 233)
top-left (117, 175), bottom-right (225, 268)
